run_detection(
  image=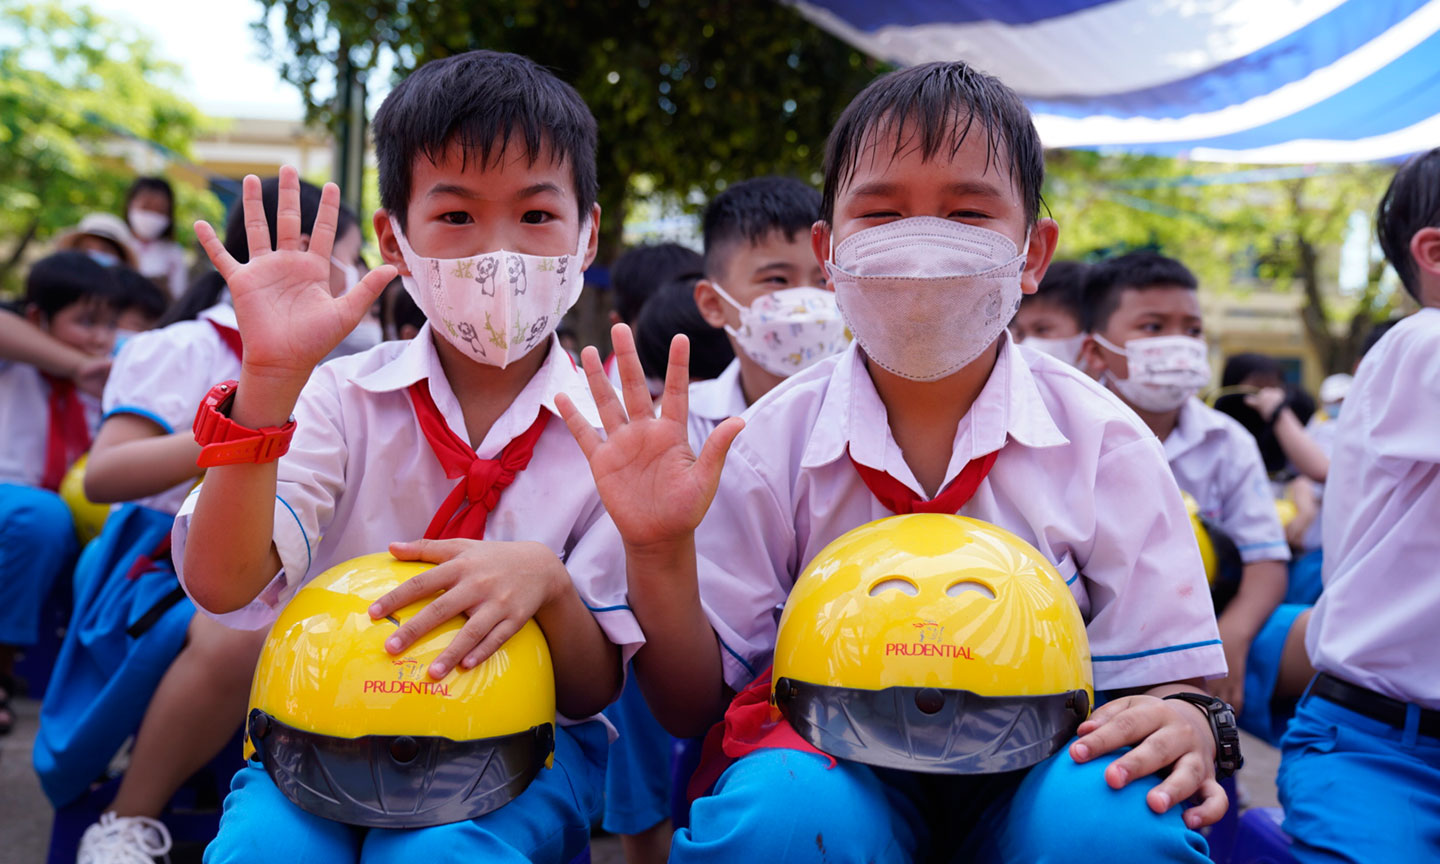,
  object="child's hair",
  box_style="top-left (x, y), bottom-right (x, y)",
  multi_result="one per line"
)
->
top-left (1022, 259), bottom-right (1088, 320)
top-left (381, 277), bottom-right (427, 340)
top-left (821, 61), bottom-right (1044, 225)
top-left (24, 251), bottom-right (120, 320)
top-left (373, 50), bottom-right (598, 230)
top-left (702, 176), bottom-right (821, 278)
top-left (111, 266), bottom-right (170, 324)
top-left (633, 276), bottom-right (735, 382)
top-left (1376, 146), bottom-right (1440, 301)
top-left (610, 243), bottom-right (704, 325)
top-left (160, 177), bottom-right (356, 326)
top-left (1081, 251), bottom-right (1197, 333)
top-left (125, 176), bottom-right (176, 241)
top-left (1360, 316), bottom-right (1402, 356)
